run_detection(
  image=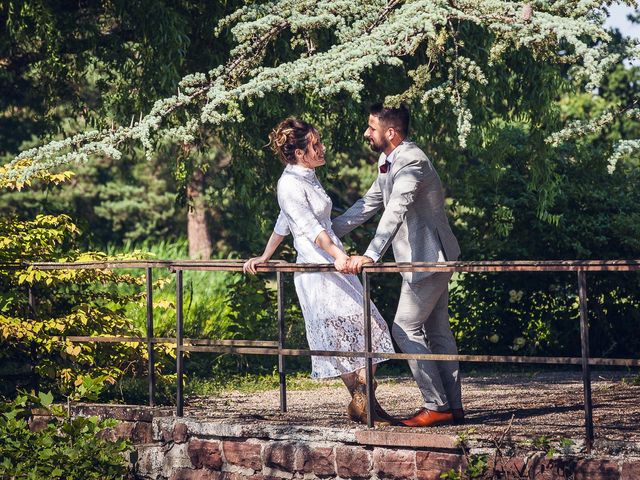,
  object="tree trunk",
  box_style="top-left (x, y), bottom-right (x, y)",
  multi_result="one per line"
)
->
top-left (187, 167), bottom-right (212, 259)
